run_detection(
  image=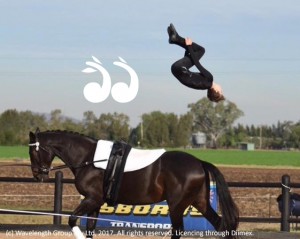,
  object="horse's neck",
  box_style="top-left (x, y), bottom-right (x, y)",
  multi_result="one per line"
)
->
top-left (48, 134), bottom-right (96, 168)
